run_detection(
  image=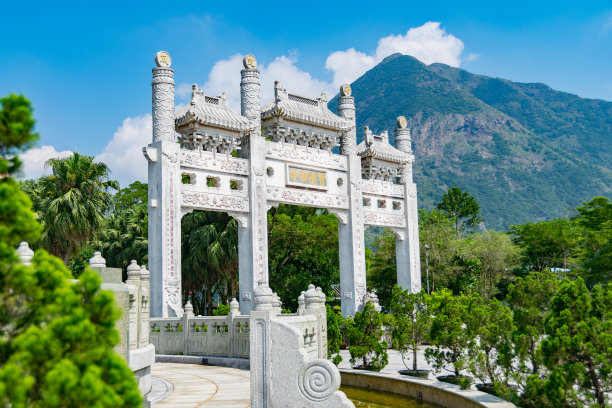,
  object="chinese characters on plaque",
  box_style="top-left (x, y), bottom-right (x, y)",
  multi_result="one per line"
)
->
top-left (287, 166), bottom-right (327, 189)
